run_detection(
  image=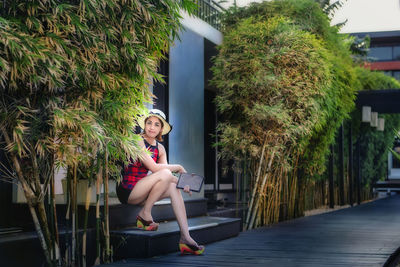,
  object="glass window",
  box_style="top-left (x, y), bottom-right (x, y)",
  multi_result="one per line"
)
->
top-left (393, 46), bottom-right (400, 60)
top-left (384, 70), bottom-right (393, 77)
top-left (393, 71), bottom-right (400, 81)
top-left (369, 46), bottom-right (393, 61)
top-left (392, 139), bottom-right (400, 168)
